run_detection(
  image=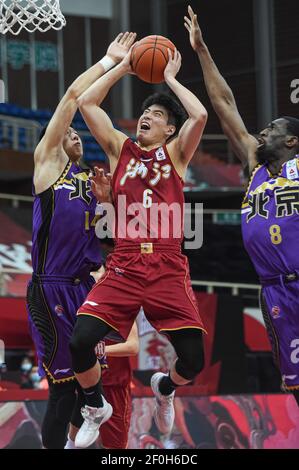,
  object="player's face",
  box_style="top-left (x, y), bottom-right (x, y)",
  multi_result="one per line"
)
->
top-left (136, 105), bottom-right (174, 146)
top-left (63, 127), bottom-right (83, 162)
top-left (257, 118), bottom-right (289, 163)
